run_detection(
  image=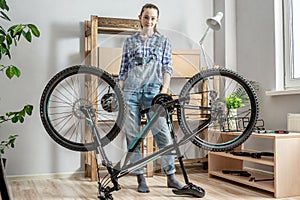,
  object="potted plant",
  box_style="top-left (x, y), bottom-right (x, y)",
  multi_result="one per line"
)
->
top-left (225, 81), bottom-right (259, 131)
top-left (0, 0), bottom-right (40, 162)
top-left (224, 94), bottom-right (241, 131)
